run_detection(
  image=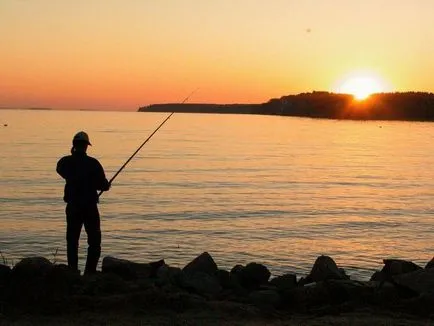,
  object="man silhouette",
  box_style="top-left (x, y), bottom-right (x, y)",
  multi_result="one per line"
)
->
top-left (57, 131), bottom-right (110, 274)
